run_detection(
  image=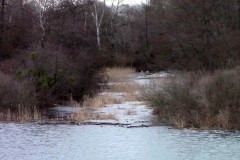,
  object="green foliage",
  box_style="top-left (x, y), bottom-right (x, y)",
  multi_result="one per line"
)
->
top-left (16, 70), bottom-right (23, 77)
top-left (57, 69), bottom-right (64, 77)
top-left (21, 49), bottom-right (105, 104)
top-left (36, 74), bottom-right (54, 91)
top-left (68, 76), bottom-right (75, 83)
top-left (31, 52), bottom-right (38, 61)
